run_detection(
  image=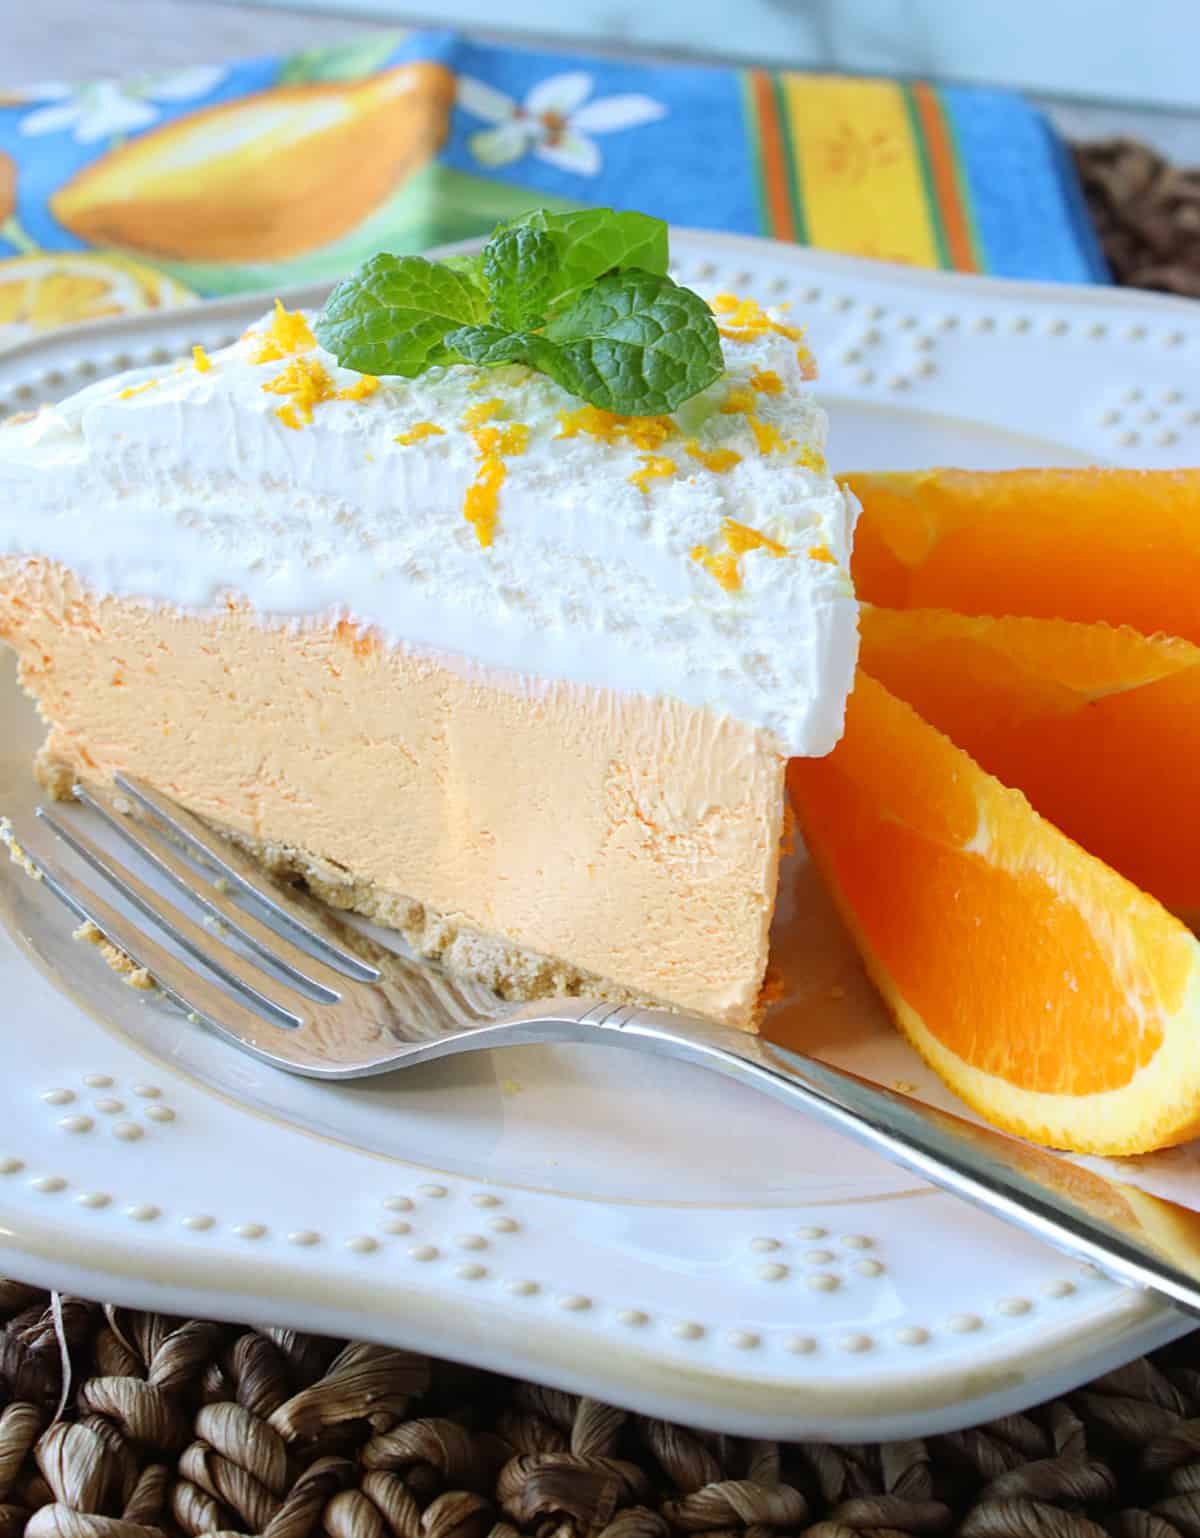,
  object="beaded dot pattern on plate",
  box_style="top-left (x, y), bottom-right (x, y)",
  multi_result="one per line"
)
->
top-left (43, 1075), bottom-right (177, 1139)
top-left (828, 309), bottom-right (941, 393)
top-left (14, 1048), bottom-right (1103, 1365)
top-left (1097, 384), bottom-right (1193, 449)
top-left (0, 1146), bottom-right (1110, 1365)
